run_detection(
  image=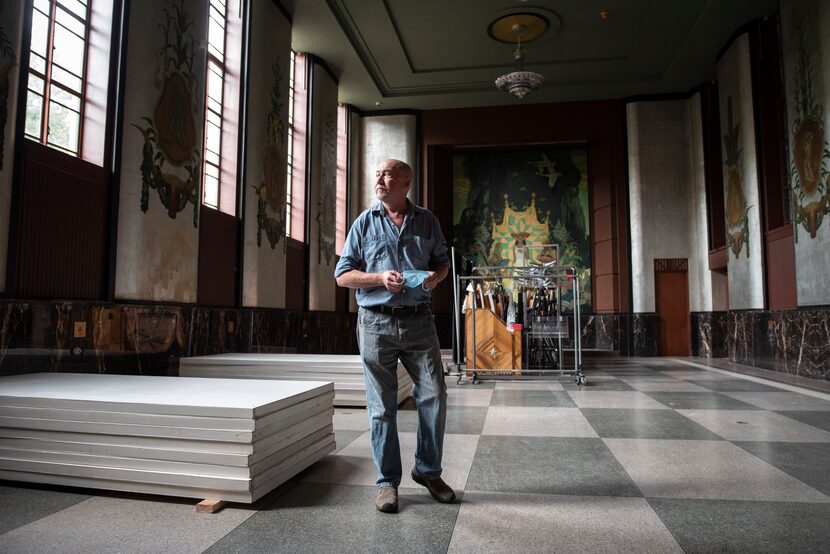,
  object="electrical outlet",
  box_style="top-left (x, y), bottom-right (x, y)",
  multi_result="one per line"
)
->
top-left (73, 321), bottom-right (87, 338)
top-left (227, 321), bottom-right (235, 333)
